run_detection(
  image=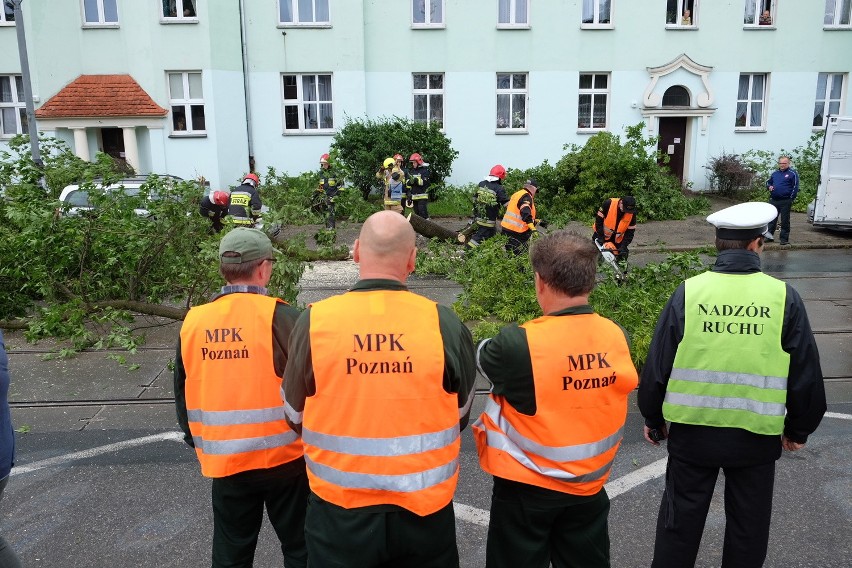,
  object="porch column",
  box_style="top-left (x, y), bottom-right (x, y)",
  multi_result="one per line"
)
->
top-left (122, 126), bottom-right (140, 174)
top-left (71, 127), bottom-right (89, 161)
